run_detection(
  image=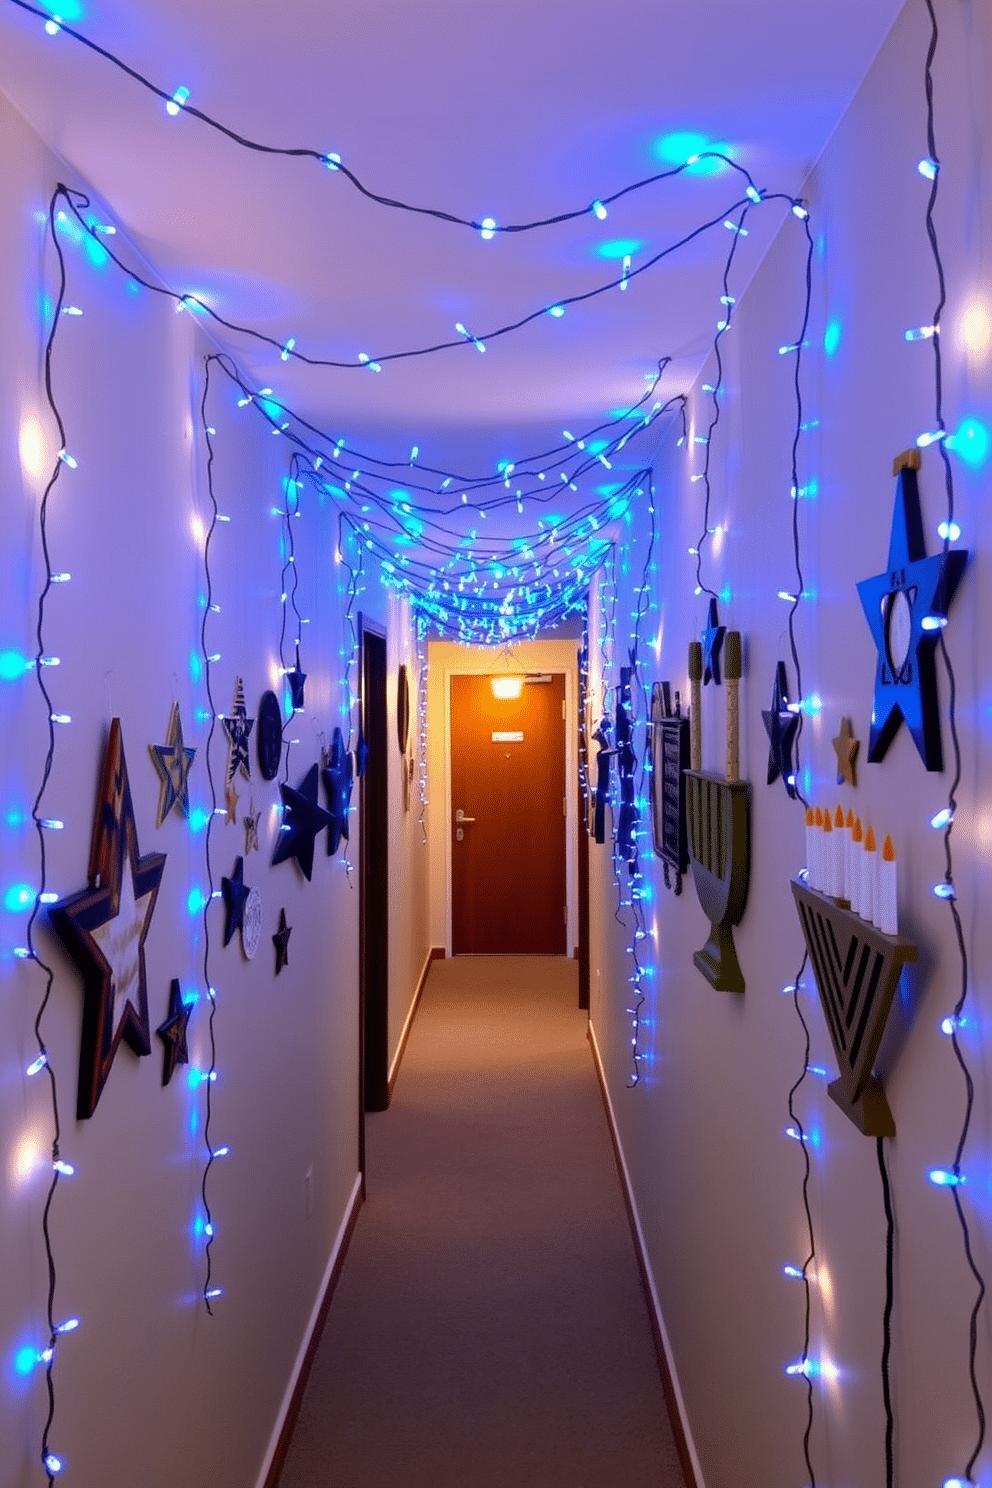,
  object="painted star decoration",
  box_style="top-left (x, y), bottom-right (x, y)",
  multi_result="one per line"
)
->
top-left (149, 702), bottom-right (196, 825)
top-left (286, 645), bottom-right (307, 712)
top-left (762, 661), bottom-right (801, 800)
top-left (157, 978), bottom-right (193, 1086)
top-left (273, 762), bottom-right (334, 881)
top-left (273, 908), bottom-right (292, 975)
top-left (221, 856), bottom-right (251, 947)
top-left (856, 456), bottom-right (968, 771)
top-left (223, 675), bottom-right (254, 785)
top-left (50, 719), bottom-right (166, 1118)
top-left (322, 728), bottom-right (353, 856)
top-left (225, 782), bottom-right (239, 824)
top-left (701, 597), bottom-right (726, 686)
top-left (243, 799), bottom-right (260, 855)
top-left (832, 716), bottom-right (860, 788)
